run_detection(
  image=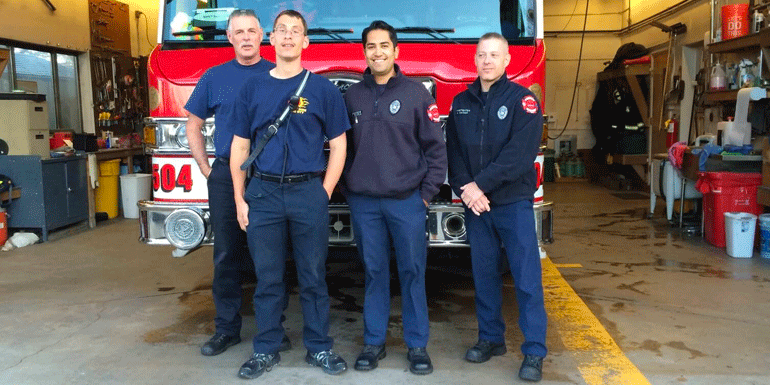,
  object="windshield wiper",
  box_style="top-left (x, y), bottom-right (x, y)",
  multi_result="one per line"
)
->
top-left (172, 28), bottom-right (226, 38)
top-left (395, 27), bottom-right (459, 44)
top-left (306, 28), bottom-right (354, 43)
